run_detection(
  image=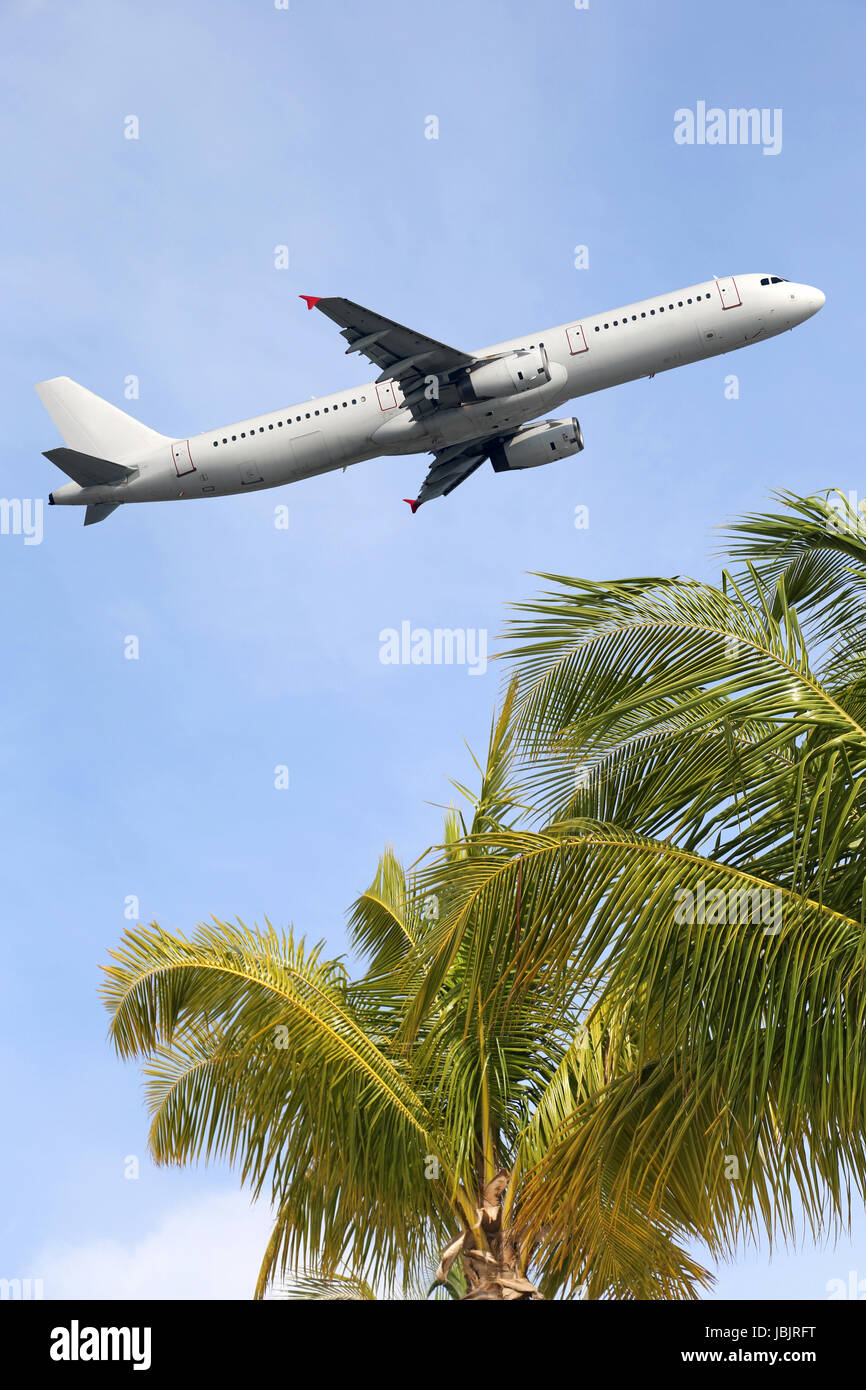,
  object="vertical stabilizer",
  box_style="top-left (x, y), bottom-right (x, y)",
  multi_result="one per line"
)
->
top-left (35, 377), bottom-right (168, 460)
